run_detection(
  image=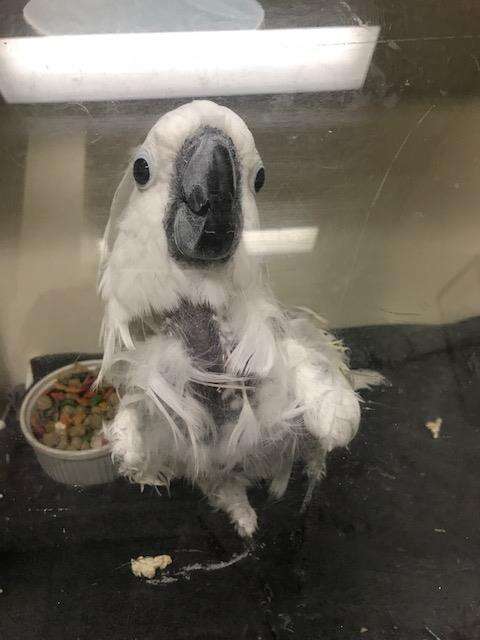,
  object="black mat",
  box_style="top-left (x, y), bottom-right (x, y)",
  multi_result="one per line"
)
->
top-left (1, 319), bottom-right (479, 640)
